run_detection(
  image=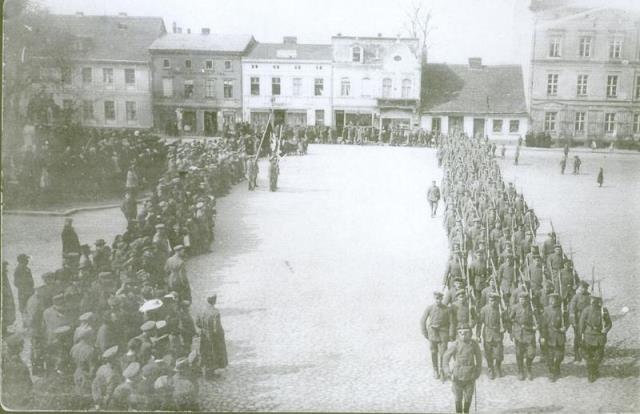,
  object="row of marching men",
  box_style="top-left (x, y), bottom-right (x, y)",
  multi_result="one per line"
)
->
top-left (422, 133), bottom-right (612, 413)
